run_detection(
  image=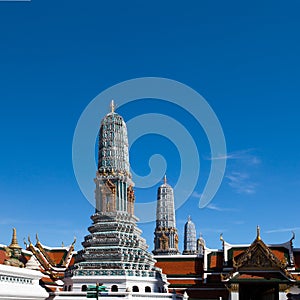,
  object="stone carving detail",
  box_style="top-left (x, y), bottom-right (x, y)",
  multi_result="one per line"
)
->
top-left (160, 233), bottom-right (169, 250)
top-left (175, 234), bottom-right (179, 250)
top-left (127, 185), bottom-right (135, 215)
top-left (229, 283), bottom-right (239, 292)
